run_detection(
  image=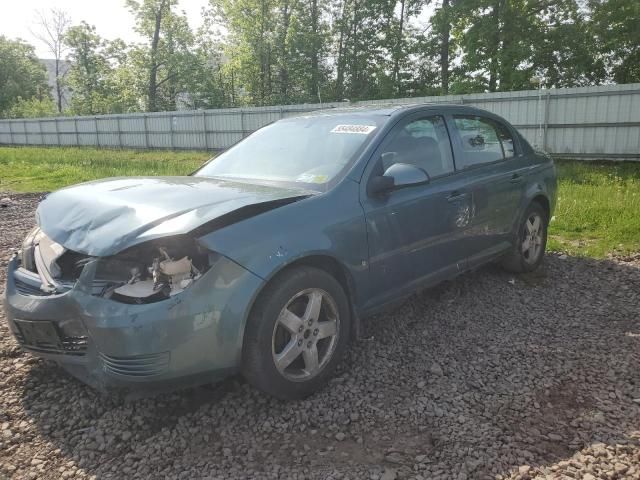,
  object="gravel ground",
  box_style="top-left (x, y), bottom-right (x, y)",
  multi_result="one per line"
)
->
top-left (1, 193), bottom-right (639, 480)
